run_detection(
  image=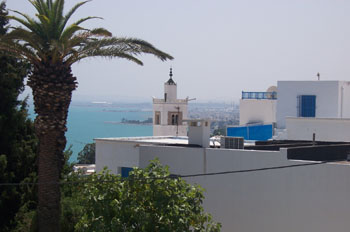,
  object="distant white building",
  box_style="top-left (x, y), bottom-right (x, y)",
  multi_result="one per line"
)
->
top-left (237, 80), bottom-right (350, 142)
top-left (228, 86), bottom-right (277, 141)
top-left (277, 80), bottom-right (350, 129)
top-left (152, 68), bottom-right (189, 136)
top-left (239, 86), bottom-right (277, 125)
